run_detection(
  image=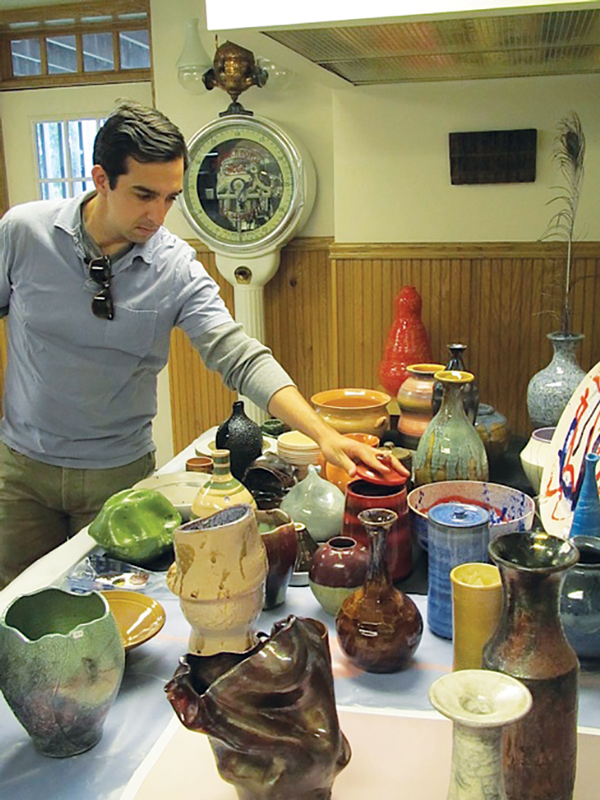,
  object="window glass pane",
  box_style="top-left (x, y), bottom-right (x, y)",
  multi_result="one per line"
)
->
top-left (36, 122), bottom-right (66, 180)
top-left (119, 29), bottom-right (150, 69)
top-left (82, 33), bottom-right (114, 72)
top-left (72, 180), bottom-right (89, 196)
top-left (41, 181), bottom-right (68, 201)
top-left (47, 35), bottom-right (77, 74)
top-left (67, 119), bottom-right (102, 178)
top-left (10, 38), bottom-right (41, 76)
